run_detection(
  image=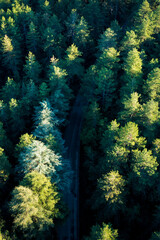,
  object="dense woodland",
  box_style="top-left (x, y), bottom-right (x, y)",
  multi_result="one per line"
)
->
top-left (1, 0), bottom-right (160, 239)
